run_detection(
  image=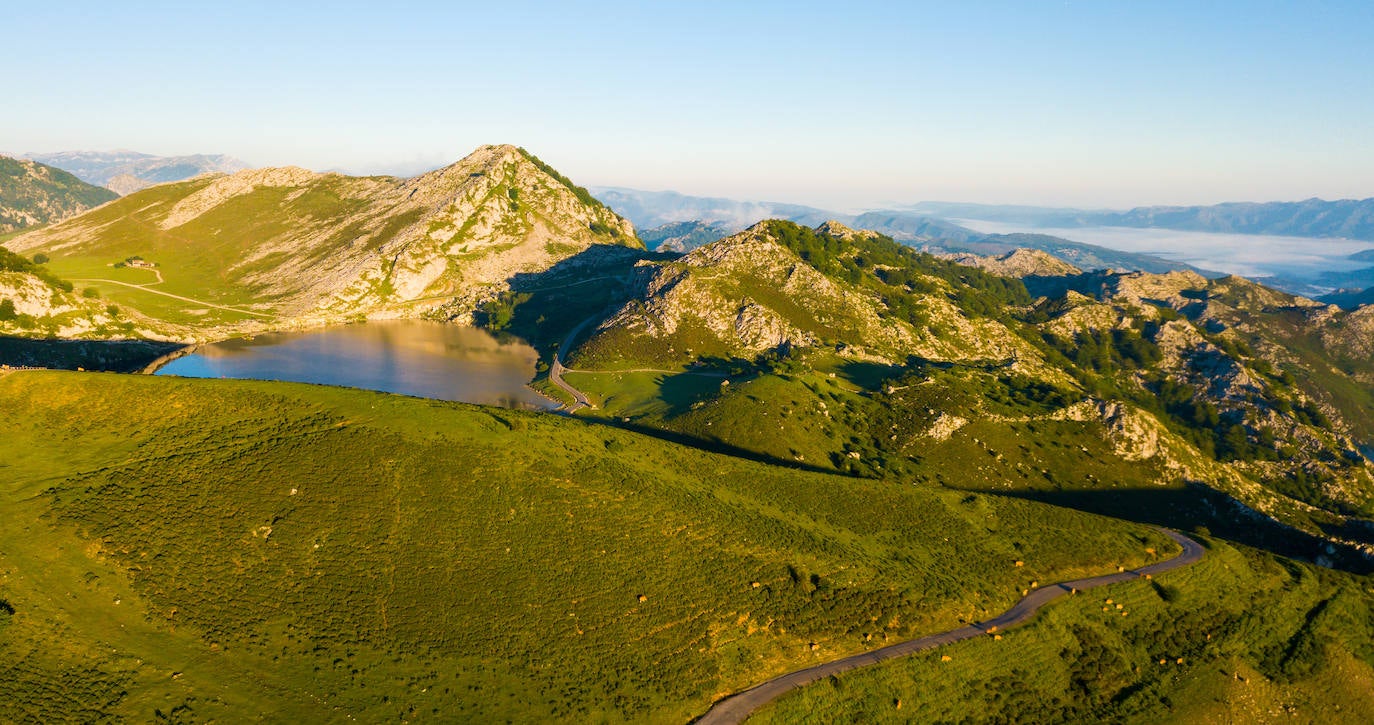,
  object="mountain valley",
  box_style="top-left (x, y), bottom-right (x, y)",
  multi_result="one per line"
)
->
top-left (3, 147), bottom-right (1374, 723)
